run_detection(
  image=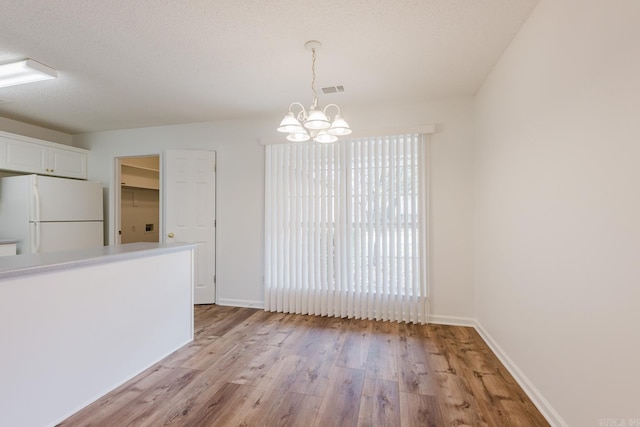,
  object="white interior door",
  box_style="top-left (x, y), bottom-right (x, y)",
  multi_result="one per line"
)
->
top-left (164, 150), bottom-right (216, 304)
